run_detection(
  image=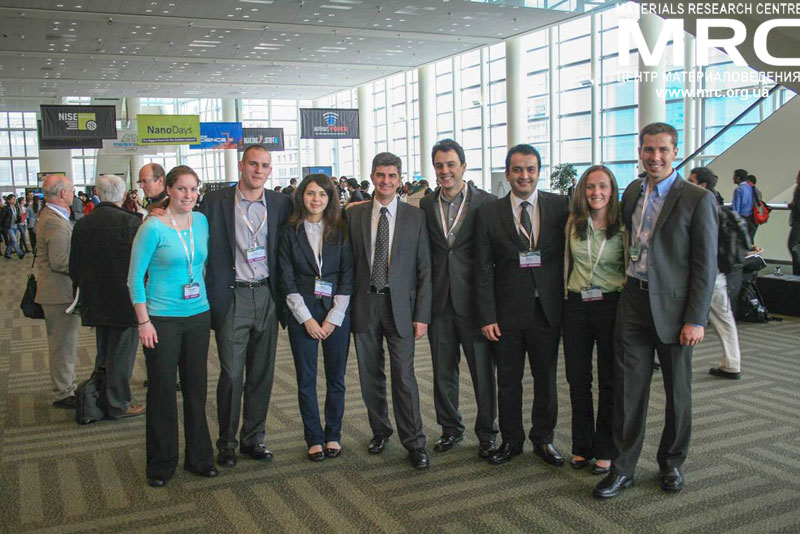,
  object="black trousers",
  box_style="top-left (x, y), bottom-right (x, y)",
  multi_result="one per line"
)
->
top-left (612, 281), bottom-right (693, 477)
top-left (493, 298), bottom-right (560, 445)
top-left (94, 325), bottom-right (138, 417)
top-left (144, 312), bottom-right (213, 480)
top-left (429, 299), bottom-right (497, 441)
top-left (562, 292), bottom-right (619, 460)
